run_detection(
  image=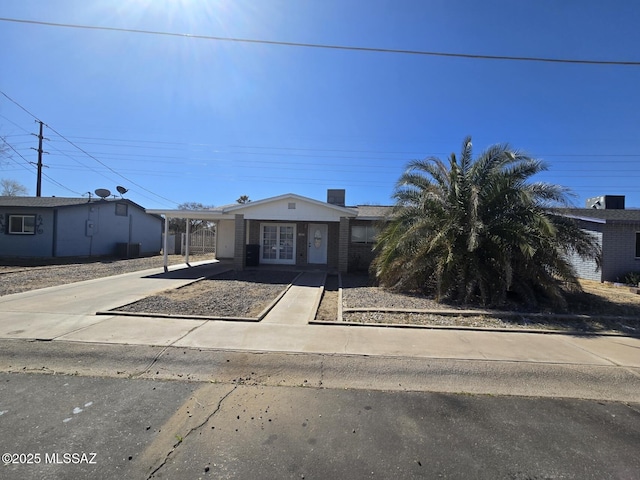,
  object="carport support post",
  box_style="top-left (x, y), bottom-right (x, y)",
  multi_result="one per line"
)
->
top-left (185, 217), bottom-right (190, 266)
top-left (214, 220), bottom-right (219, 259)
top-left (163, 215), bottom-right (169, 272)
